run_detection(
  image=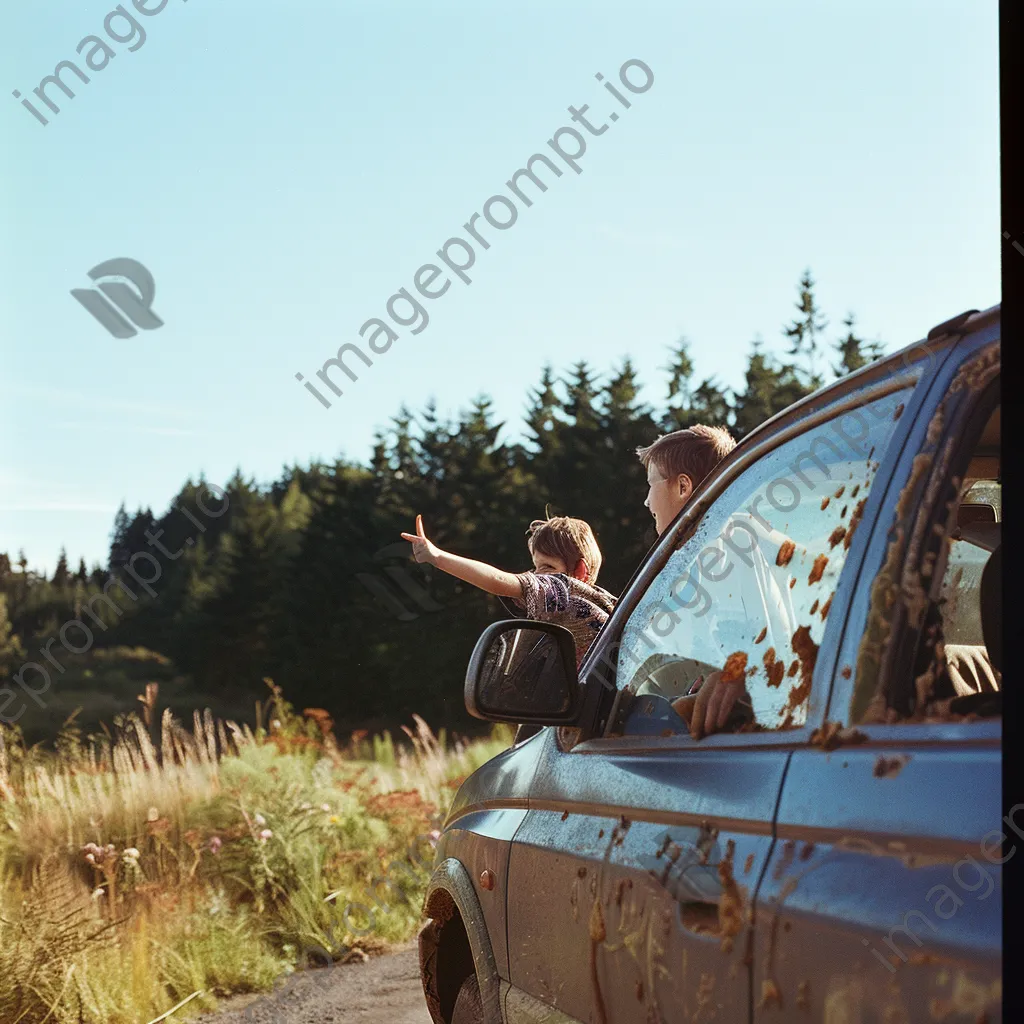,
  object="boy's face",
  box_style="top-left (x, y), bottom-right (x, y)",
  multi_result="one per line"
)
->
top-left (645, 461), bottom-right (693, 536)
